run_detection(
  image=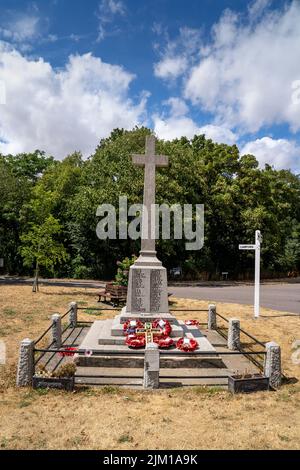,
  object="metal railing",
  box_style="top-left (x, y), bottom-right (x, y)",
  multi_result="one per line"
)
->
top-left (34, 323), bottom-right (53, 346)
